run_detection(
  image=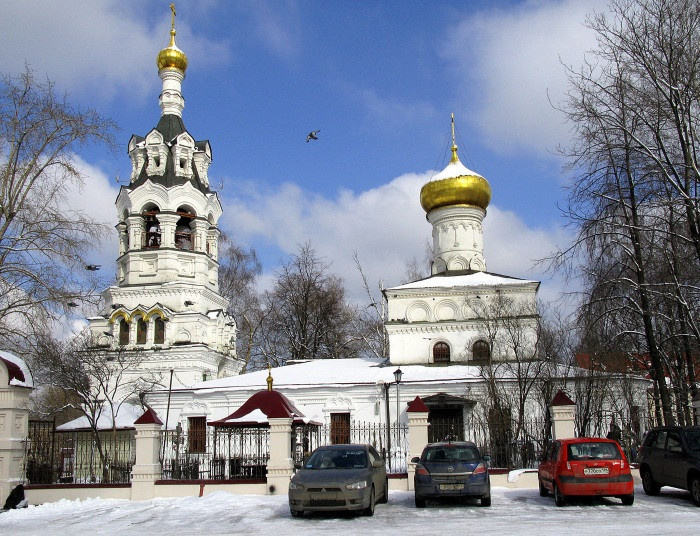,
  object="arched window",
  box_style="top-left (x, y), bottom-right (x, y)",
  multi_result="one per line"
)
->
top-left (175, 207), bottom-right (195, 251)
top-left (136, 317), bottom-right (147, 345)
top-left (154, 317), bottom-right (165, 344)
top-left (143, 207), bottom-right (161, 248)
top-left (433, 342), bottom-right (450, 364)
top-left (472, 340), bottom-right (491, 364)
top-left (118, 318), bottom-right (129, 346)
